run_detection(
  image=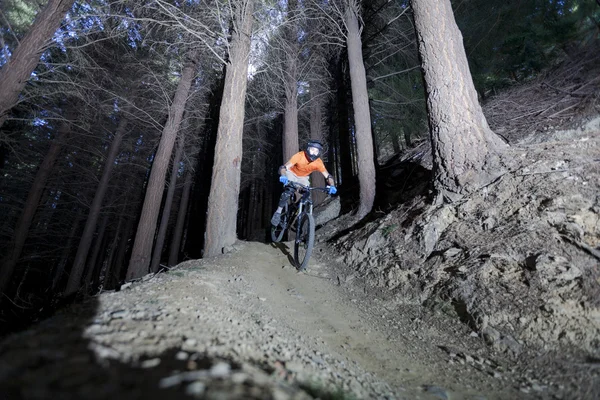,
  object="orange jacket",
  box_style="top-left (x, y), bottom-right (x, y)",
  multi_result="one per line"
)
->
top-left (287, 151), bottom-right (327, 177)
